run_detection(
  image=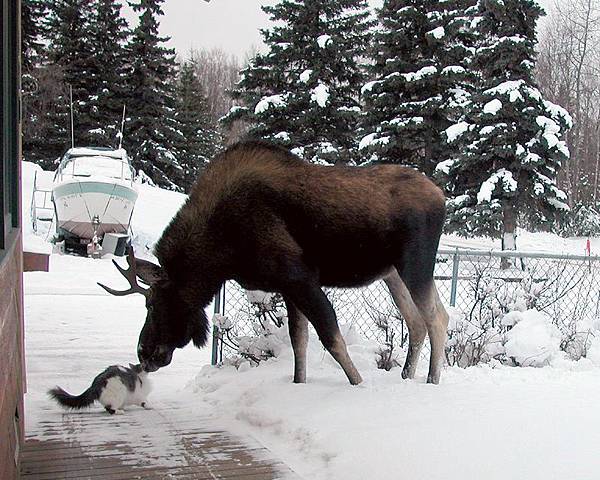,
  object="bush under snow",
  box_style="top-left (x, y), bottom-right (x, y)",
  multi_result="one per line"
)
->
top-left (504, 310), bottom-right (562, 367)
